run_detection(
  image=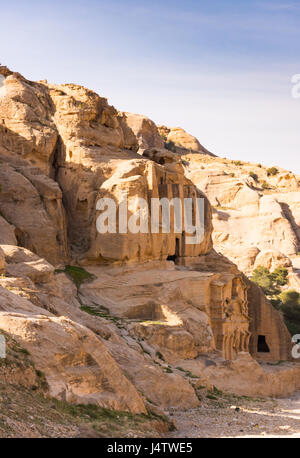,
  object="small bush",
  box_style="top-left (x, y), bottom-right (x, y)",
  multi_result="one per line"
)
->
top-left (261, 180), bottom-right (269, 190)
top-left (35, 369), bottom-right (45, 378)
top-left (232, 160), bottom-right (242, 166)
top-left (251, 266), bottom-right (280, 296)
top-left (176, 366), bottom-right (185, 372)
top-left (267, 167), bottom-right (279, 176)
top-left (280, 290), bottom-right (300, 334)
top-left (60, 265), bottom-right (95, 288)
top-left (271, 267), bottom-right (288, 287)
top-left (80, 305), bottom-right (109, 317)
top-left (156, 351), bottom-right (165, 361)
top-left (206, 394), bottom-right (218, 400)
top-left (280, 290), bottom-right (300, 307)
